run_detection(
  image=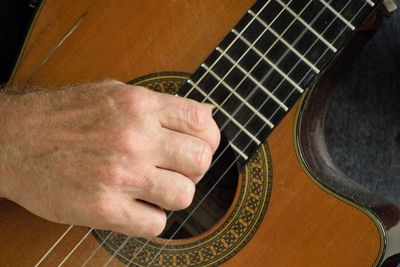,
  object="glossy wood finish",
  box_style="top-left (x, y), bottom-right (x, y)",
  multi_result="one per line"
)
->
top-left (11, 0), bottom-right (255, 87)
top-left (2, 0), bottom-right (385, 266)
